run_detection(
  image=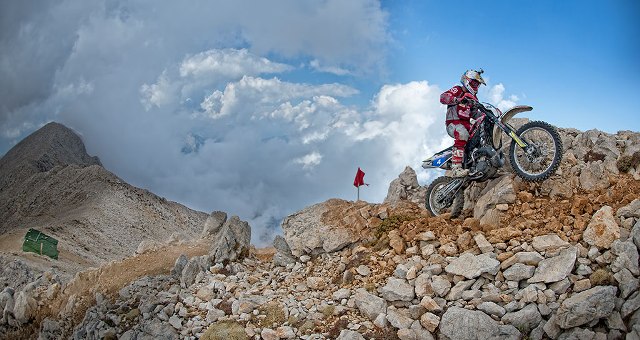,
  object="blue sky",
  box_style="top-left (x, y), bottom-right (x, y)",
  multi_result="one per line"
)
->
top-left (382, 0), bottom-right (639, 132)
top-left (1, 1), bottom-right (638, 244)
